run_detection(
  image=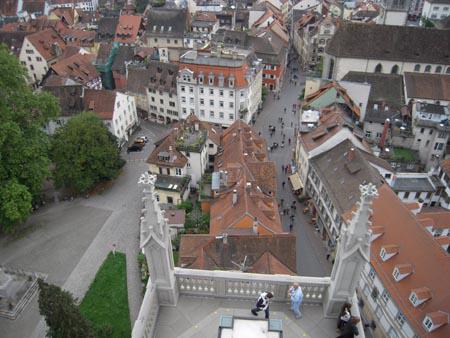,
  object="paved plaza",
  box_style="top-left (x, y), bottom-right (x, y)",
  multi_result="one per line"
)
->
top-left (154, 295), bottom-right (337, 338)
